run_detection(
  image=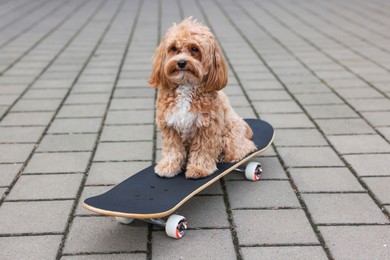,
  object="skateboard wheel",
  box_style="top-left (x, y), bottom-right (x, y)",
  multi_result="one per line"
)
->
top-left (115, 217), bottom-right (134, 225)
top-left (245, 162), bottom-right (263, 181)
top-left (165, 214), bottom-right (187, 239)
